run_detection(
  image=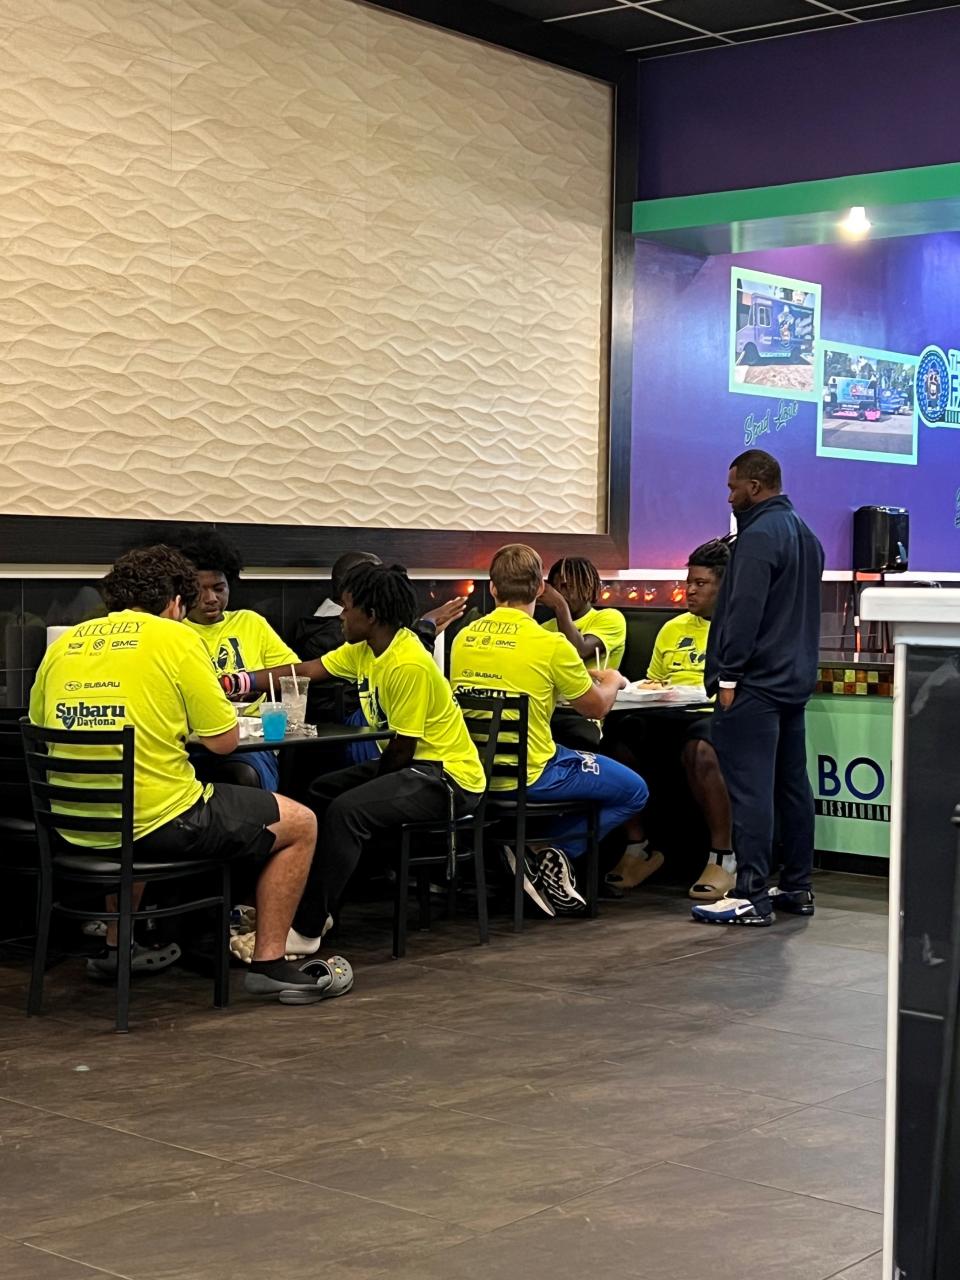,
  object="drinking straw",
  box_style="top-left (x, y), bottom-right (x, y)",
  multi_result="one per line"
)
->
top-left (290, 664), bottom-right (298, 686)
top-left (268, 671), bottom-right (276, 704)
